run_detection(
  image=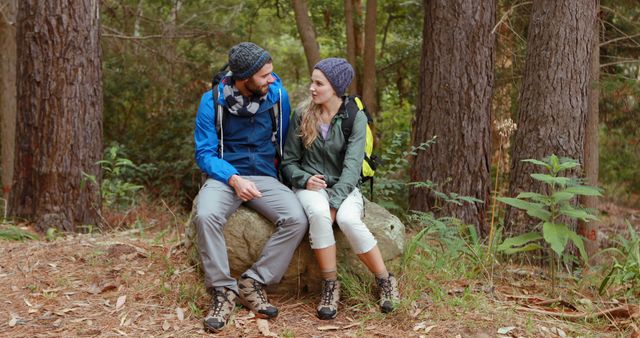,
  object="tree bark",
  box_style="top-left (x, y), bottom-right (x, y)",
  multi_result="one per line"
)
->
top-left (11, 0), bottom-right (103, 232)
top-left (344, 0), bottom-right (359, 94)
top-left (292, 0), bottom-right (320, 76)
top-left (578, 1), bottom-right (600, 259)
top-left (504, 0), bottom-right (597, 235)
top-left (0, 0), bottom-right (17, 203)
top-left (362, 0), bottom-right (378, 116)
top-left (410, 0), bottom-right (495, 234)
top-left (353, 0), bottom-right (364, 94)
